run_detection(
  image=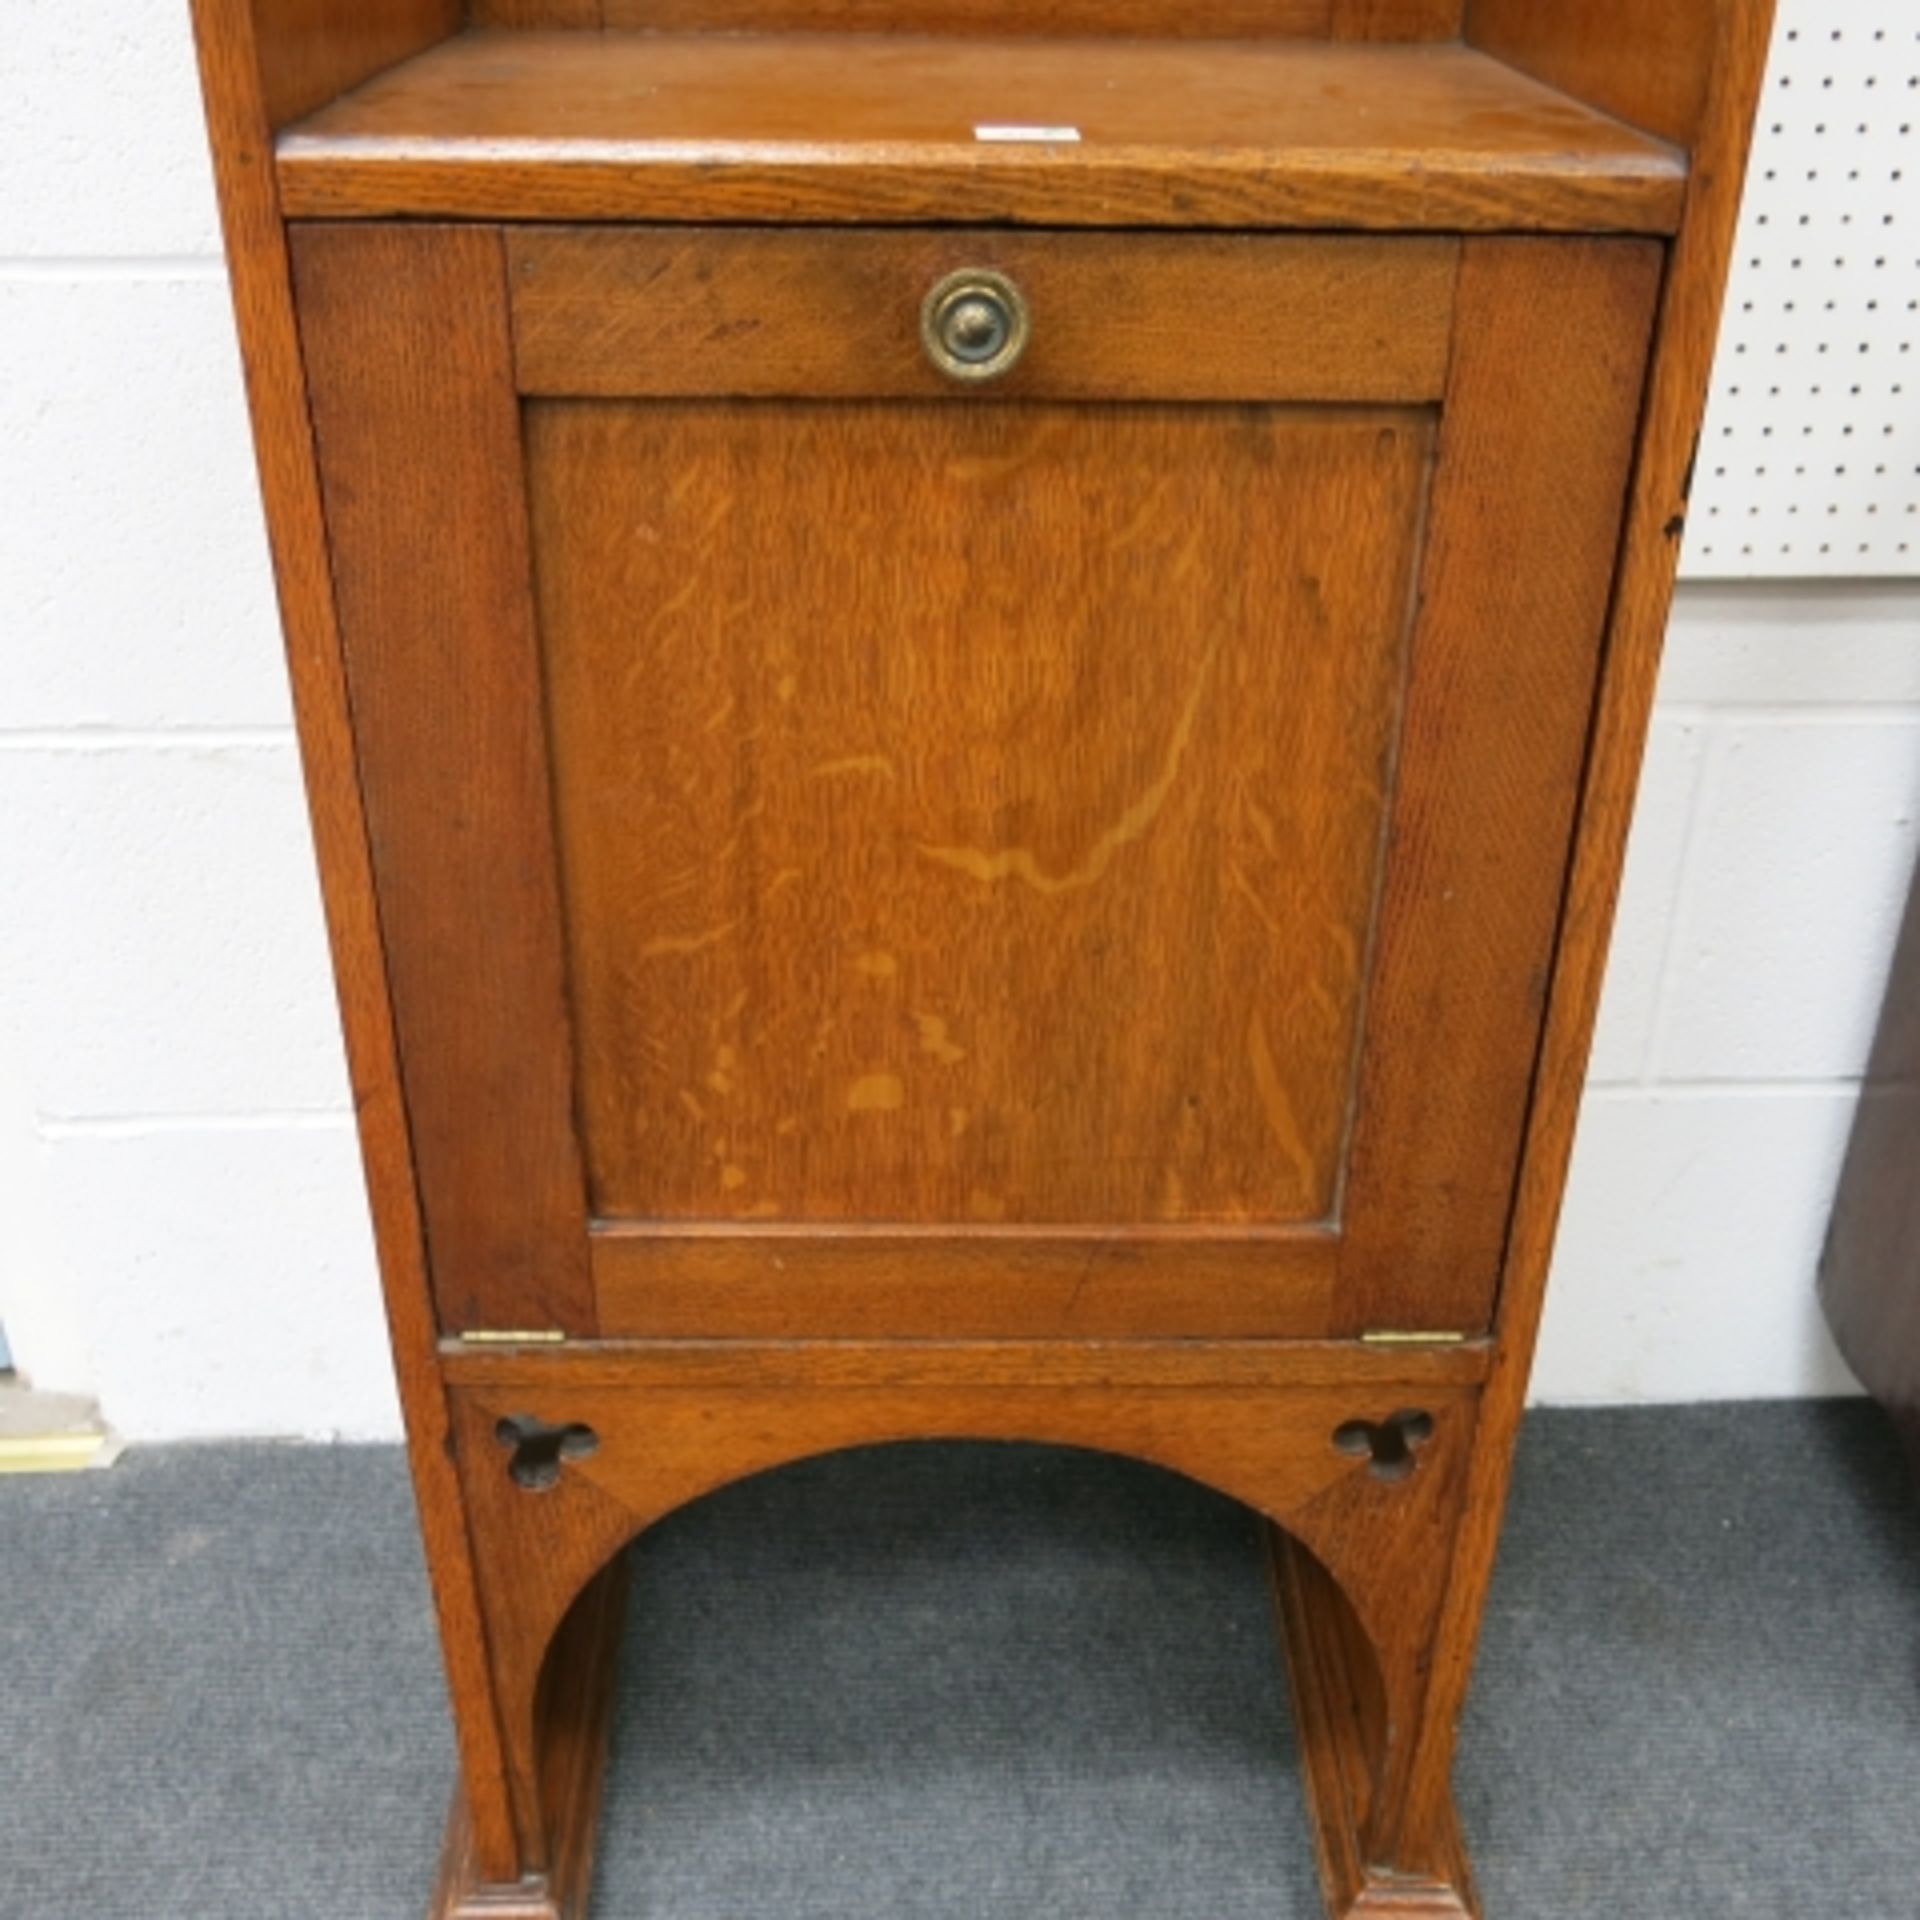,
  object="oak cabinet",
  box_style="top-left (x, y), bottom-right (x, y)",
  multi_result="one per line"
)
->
top-left (190, 6), bottom-right (1771, 1916)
